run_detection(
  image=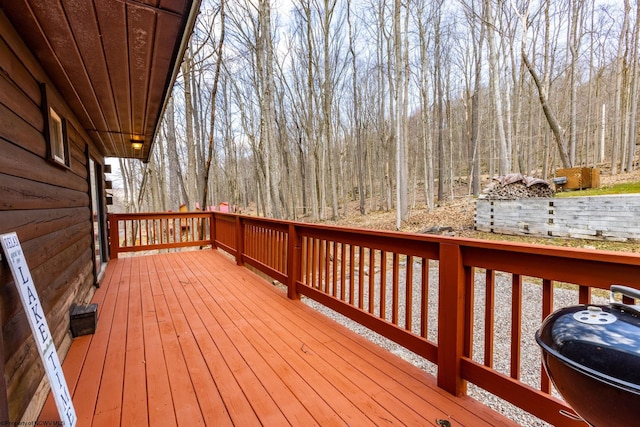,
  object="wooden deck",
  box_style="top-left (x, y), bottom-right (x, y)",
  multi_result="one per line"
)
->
top-left (38, 249), bottom-right (516, 426)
